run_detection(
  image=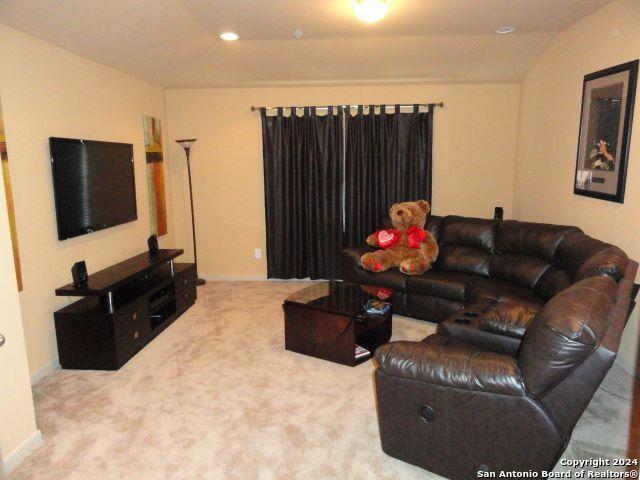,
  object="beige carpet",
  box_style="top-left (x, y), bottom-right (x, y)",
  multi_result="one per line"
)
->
top-left (9, 282), bottom-right (636, 480)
